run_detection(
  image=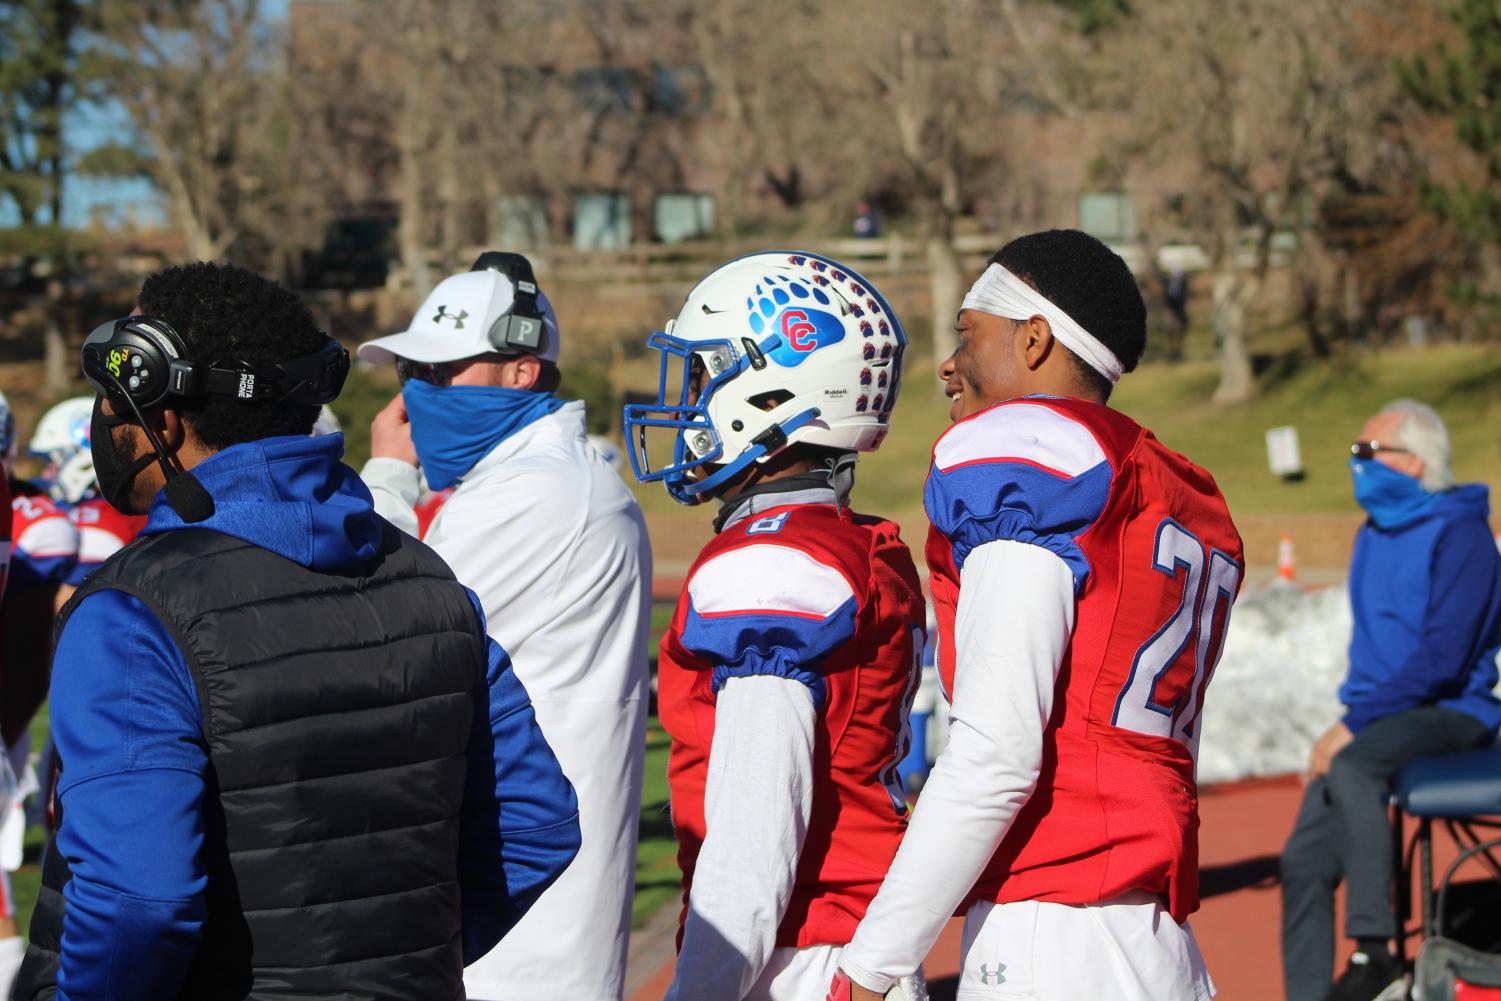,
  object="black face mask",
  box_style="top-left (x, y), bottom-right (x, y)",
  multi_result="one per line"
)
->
top-left (89, 396), bottom-right (155, 515)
